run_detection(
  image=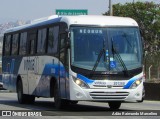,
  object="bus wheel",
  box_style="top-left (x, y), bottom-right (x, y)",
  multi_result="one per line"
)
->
top-left (54, 83), bottom-right (66, 109)
top-left (17, 80), bottom-right (35, 104)
top-left (17, 80), bottom-right (26, 104)
top-left (108, 101), bottom-right (121, 110)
